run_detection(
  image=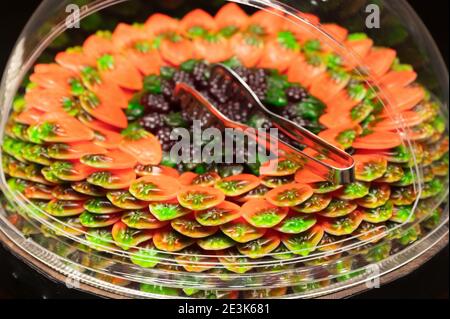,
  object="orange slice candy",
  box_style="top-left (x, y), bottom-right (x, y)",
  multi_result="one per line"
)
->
top-left (386, 85), bottom-right (425, 113)
top-left (180, 9), bottom-right (216, 34)
top-left (83, 33), bottom-right (115, 59)
top-left (287, 55), bottom-right (326, 88)
top-left (134, 165), bottom-right (180, 178)
top-left (323, 89), bottom-right (361, 114)
top-left (144, 13), bottom-right (179, 36)
top-left (48, 142), bottom-right (107, 160)
top-left (91, 127), bottom-right (124, 149)
top-left (98, 53), bottom-right (143, 91)
top-left (15, 108), bottom-right (45, 125)
top-left (160, 38), bottom-right (195, 66)
top-left (281, 14), bottom-right (317, 43)
top-left (34, 63), bottom-right (75, 74)
top-left (373, 111), bottom-right (424, 131)
top-left (34, 112), bottom-right (95, 143)
top-left (87, 168), bottom-right (136, 190)
top-left (247, 9), bottom-right (284, 35)
top-left (380, 70), bottom-right (417, 89)
top-left (29, 70), bottom-right (74, 92)
top-left (363, 48), bottom-right (397, 77)
top-left (119, 131), bottom-right (162, 166)
top-left (124, 47), bottom-right (164, 76)
top-left (322, 23), bottom-right (349, 42)
top-left (130, 175), bottom-right (182, 201)
top-left (344, 37), bottom-right (374, 69)
top-left (215, 2), bottom-right (248, 30)
top-left (193, 36), bottom-right (233, 63)
top-left (177, 186), bottom-right (225, 211)
top-left (215, 174), bottom-right (260, 197)
top-left (266, 183), bottom-right (314, 207)
top-left (24, 88), bottom-right (73, 113)
top-left (258, 37), bottom-right (299, 72)
top-left (80, 149), bottom-right (137, 170)
top-left (309, 72), bottom-right (350, 103)
top-left (230, 33), bottom-right (264, 68)
top-left (353, 131), bottom-right (403, 150)
top-left (79, 91), bottom-right (128, 129)
top-left (111, 23), bottom-right (151, 50)
top-left (318, 124), bottom-right (362, 150)
top-left (55, 49), bottom-right (96, 72)
top-left (241, 199), bottom-right (289, 228)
